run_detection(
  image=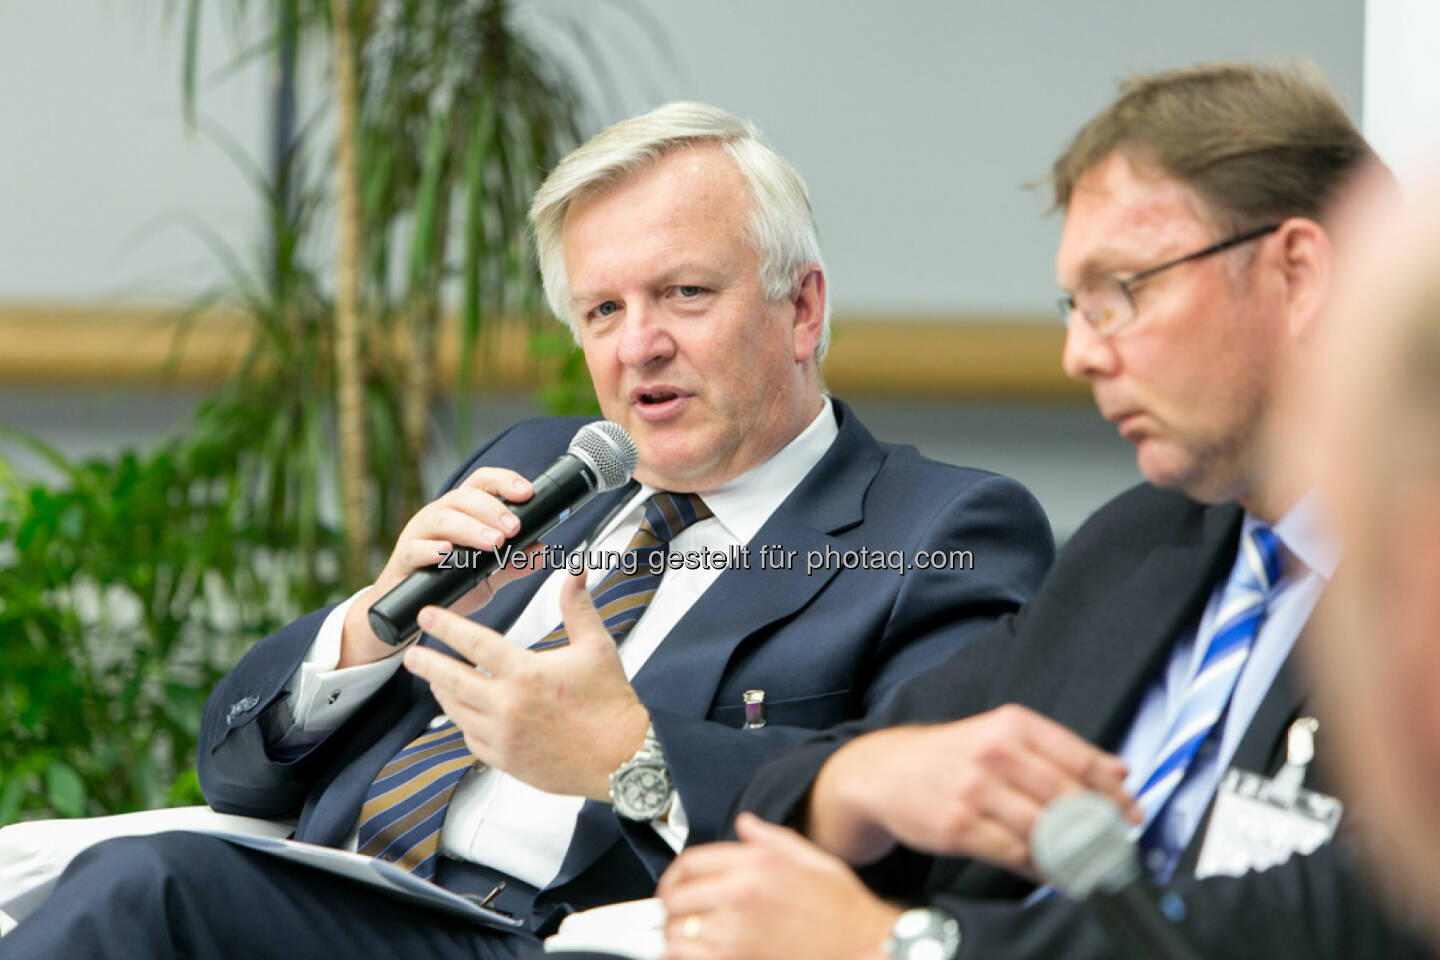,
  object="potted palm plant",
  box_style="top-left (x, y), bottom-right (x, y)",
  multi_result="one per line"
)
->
top-left (0, 0), bottom-right (662, 823)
